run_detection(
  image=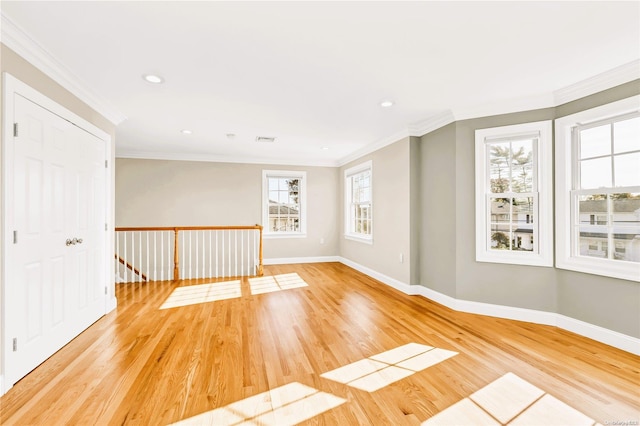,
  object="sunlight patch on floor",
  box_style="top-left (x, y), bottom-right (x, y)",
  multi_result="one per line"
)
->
top-left (422, 372), bottom-right (597, 425)
top-left (170, 382), bottom-right (346, 426)
top-left (321, 343), bottom-right (458, 392)
top-left (248, 273), bottom-right (308, 295)
top-left (159, 280), bottom-right (242, 309)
